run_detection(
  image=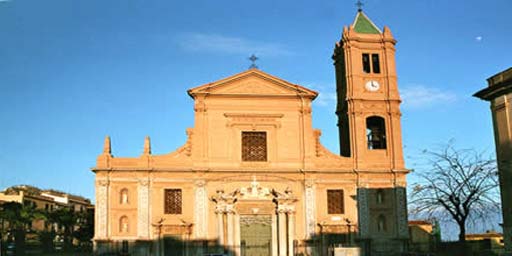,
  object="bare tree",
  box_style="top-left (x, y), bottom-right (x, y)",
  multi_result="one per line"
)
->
top-left (409, 143), bottom-right (500, 242)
